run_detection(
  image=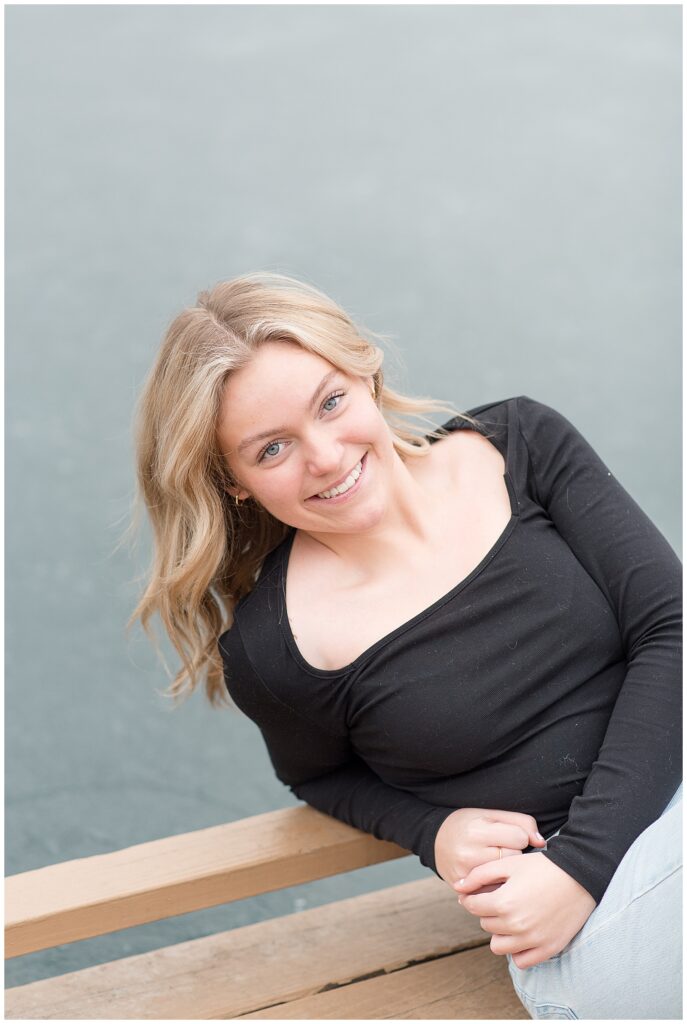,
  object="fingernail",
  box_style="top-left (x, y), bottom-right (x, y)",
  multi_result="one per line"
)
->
top-left (457, 897), bottom-right (463, 905)
top-left (458, 878), bottom-right (465, 885)
top-left (535, 832), bottom-right (545, 842)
